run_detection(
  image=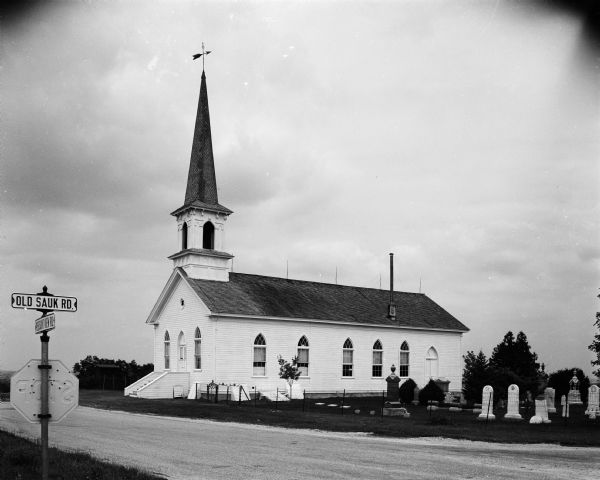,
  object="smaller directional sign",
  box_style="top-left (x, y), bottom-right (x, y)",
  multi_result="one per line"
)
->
top-left (35, 313), bottom-right (56, 334)
top-left (11, 293), bottom-right (77, 312)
